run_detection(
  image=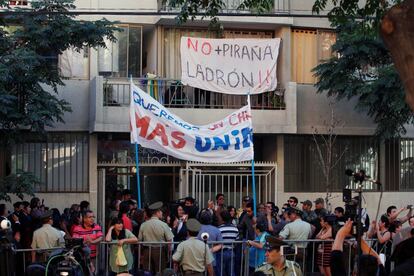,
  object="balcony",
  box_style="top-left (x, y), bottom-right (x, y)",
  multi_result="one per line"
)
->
top-left (159, 0), bottom-right (290, 14)
top-left (90, 76), bottom-right (297, 133)
top-left (103, 78), bottom-right (286, 110)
